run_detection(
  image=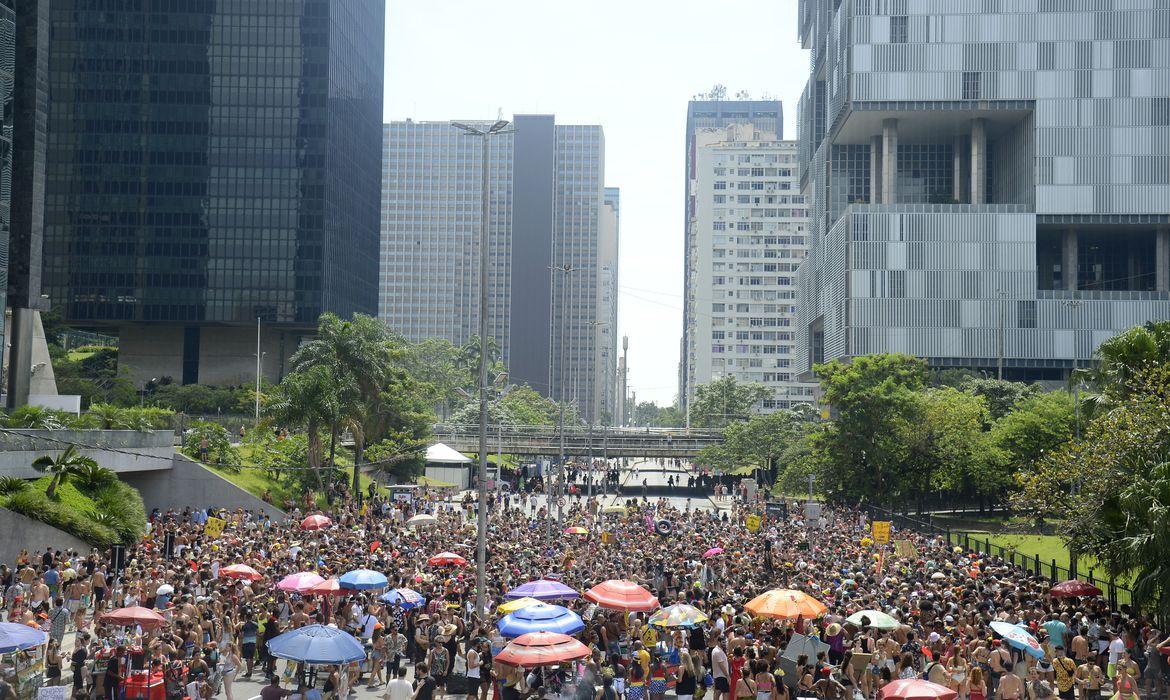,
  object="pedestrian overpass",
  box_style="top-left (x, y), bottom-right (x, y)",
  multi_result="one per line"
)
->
top-left (432, 424), bottom-right (723, 458)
